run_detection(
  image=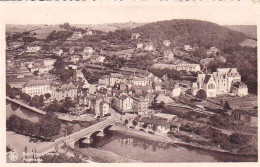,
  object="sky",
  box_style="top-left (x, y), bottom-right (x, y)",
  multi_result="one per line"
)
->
top-left (0, 2), bottom-right (259, 25)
